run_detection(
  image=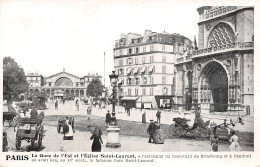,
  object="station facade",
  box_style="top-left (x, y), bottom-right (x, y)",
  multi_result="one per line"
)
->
top-left (26, 70), bottom-right (102, 98)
